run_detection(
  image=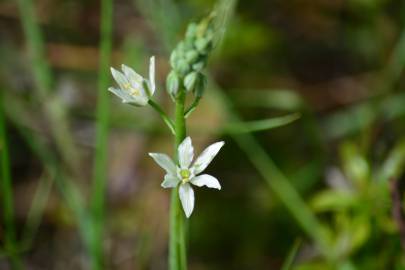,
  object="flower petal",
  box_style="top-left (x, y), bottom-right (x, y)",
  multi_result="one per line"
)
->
top-left (178, 137), bottom-right (194, 169)
top-left (121, 64), bottom-right (144, 93)
top-left (191, 174), bottom-right (221, 190)
top-left (121, 64), bottom-right (143, 83)
top-left (108, 87), bottom-right (134, 103)
top-left (161, 174), bottom-right (180, 188)
top-left (148, 56), bottom-right (156, 95)
top-left (192, 141), bottom-right (225, 174)
top-left (148, 153), bottom-right (177, 175)
top-left (110, 67), bottom-right (130, 90)
top-left (179, 183), bottom-right (195, 218)
top-left (123, 95), bottom-right (149, 106)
